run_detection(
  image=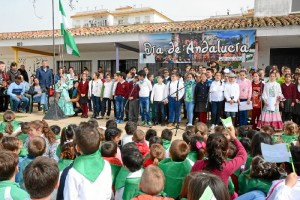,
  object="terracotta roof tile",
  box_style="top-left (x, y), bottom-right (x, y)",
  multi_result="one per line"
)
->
top-left (1, 15), bottom-right (300, 40)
